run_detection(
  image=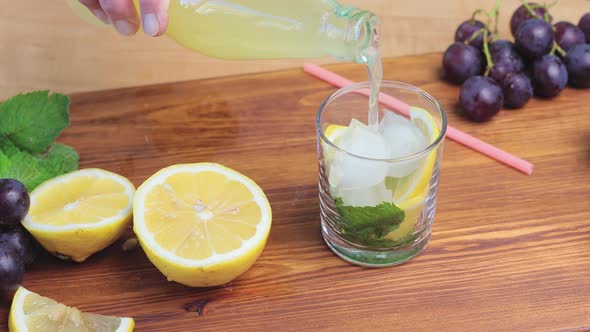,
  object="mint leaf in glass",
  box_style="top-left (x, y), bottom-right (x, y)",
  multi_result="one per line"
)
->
top-left (334, 198), bottom-right (405, 247)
